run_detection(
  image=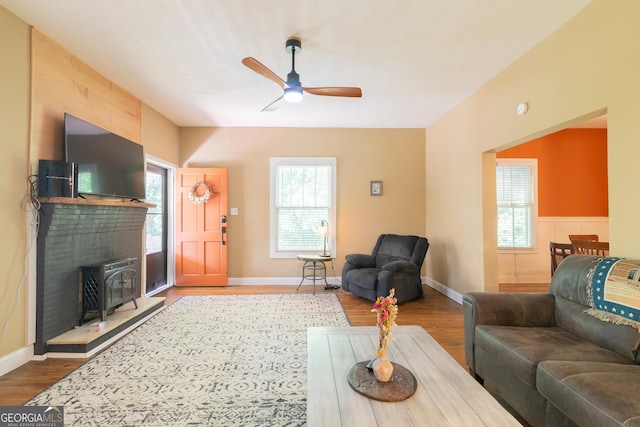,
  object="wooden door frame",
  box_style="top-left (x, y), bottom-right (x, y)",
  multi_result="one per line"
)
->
top-left (145, 155), bottom-right (176, 294)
